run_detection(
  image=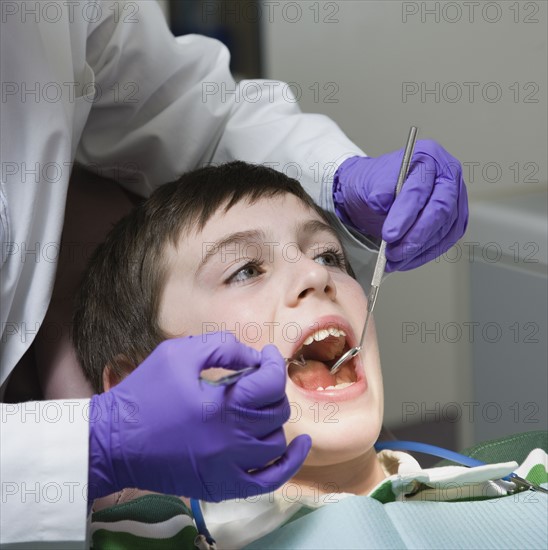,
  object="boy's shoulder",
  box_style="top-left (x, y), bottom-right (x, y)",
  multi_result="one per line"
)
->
top-left (90, 493), bottom-right (198, 549)
top-left (452, 429), bottom-right (548, 466)
top-left (370, 430), bottom-right (548, 504)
